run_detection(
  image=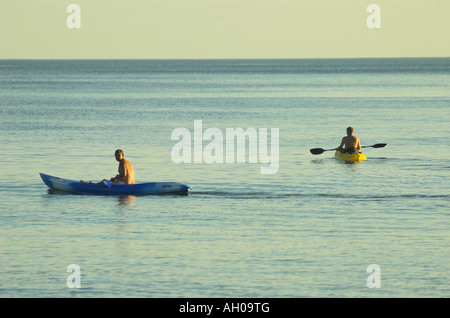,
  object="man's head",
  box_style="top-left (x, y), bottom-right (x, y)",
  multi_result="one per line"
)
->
top-left (115, 149), bottom-right (124, 161)
top-left (346, 127), bottom-right (354, 136)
